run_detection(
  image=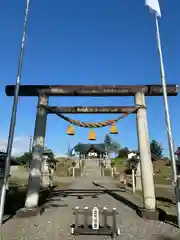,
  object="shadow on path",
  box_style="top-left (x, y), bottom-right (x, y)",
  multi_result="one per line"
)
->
top-left (157, 236), bottom-right (180, 240)
top-left (92, 182), bottom-right (139, 212)
top-left (128, 183), bottom-right (175, 205)
top-left (3, 185), bottom-right (61, 224)
top-left (92, 182), bottom-right (179, 229)
top-left (3, 185), bottom-right (113, 223)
